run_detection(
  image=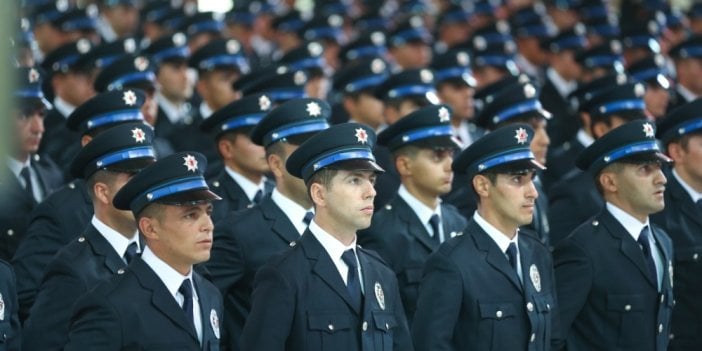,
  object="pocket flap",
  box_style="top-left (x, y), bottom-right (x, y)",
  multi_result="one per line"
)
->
top-left (308, 312), bottom-right (353, 333)
top-left (372, 311), bottom-right (397, 332)
top-left (533, 294), bottom-right (553, 313)
top-left (479, 302), bottom-right (517, 319)
top-left (606, 294), bottom-right (646, 312)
